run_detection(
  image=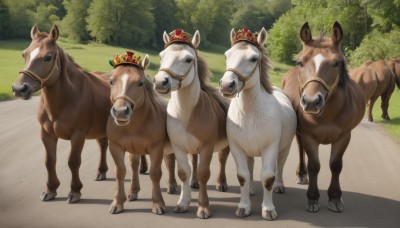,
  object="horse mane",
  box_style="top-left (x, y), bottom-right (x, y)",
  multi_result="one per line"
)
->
top-left (196, 54), bottom-right (229, 115)
top-left (259, 45), bottom-right (273, 94)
